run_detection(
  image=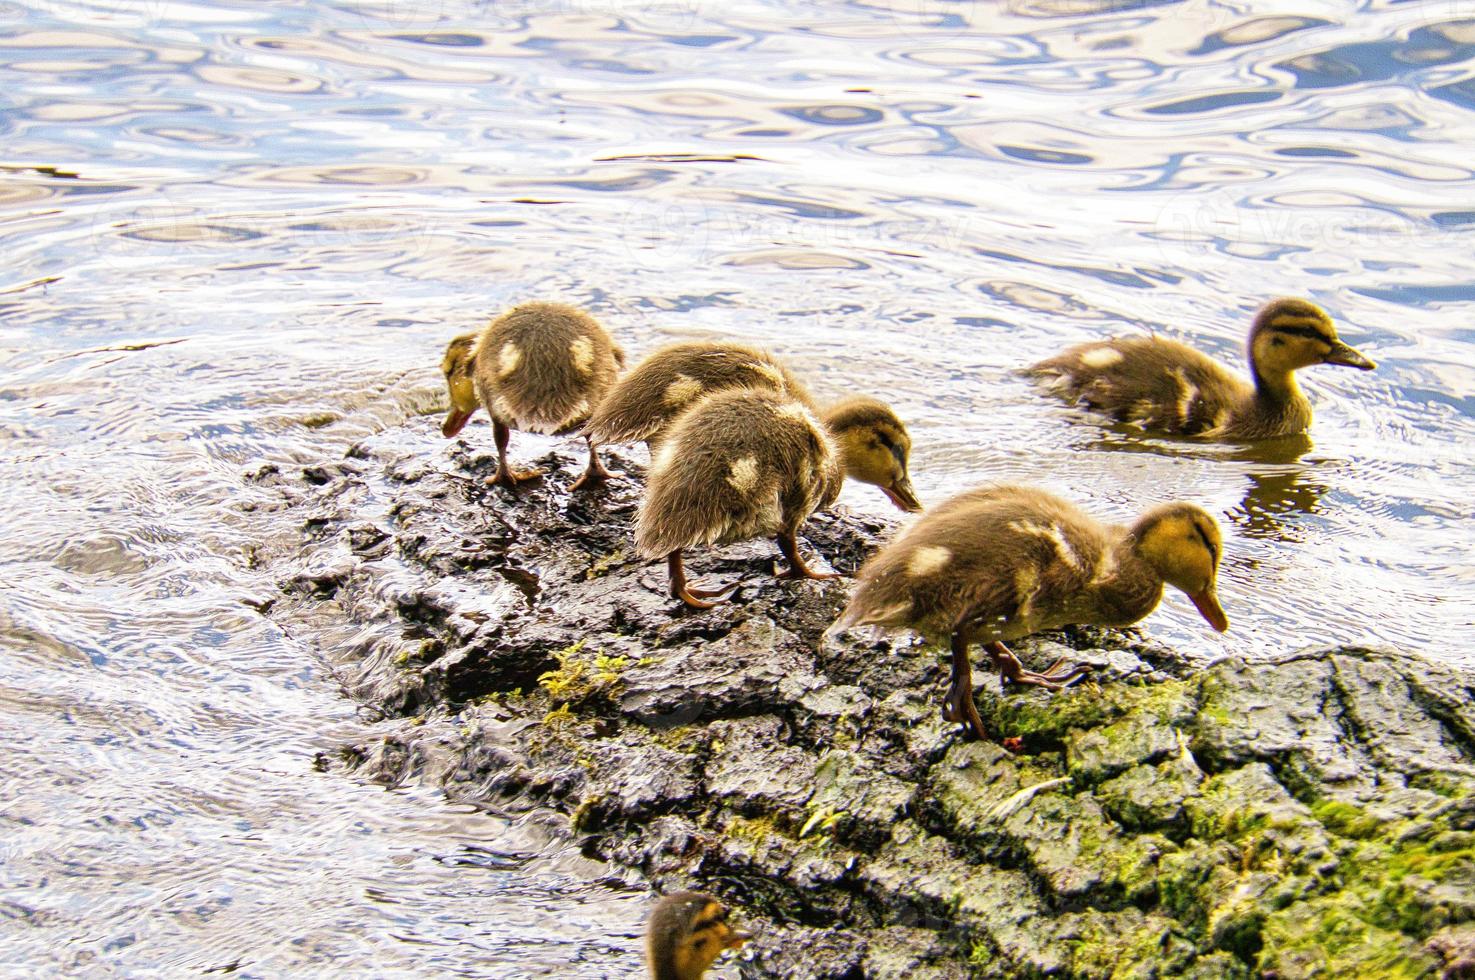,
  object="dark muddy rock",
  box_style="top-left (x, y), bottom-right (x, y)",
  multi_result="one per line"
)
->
top-left (261, 416), bottom-right (1475, 978)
